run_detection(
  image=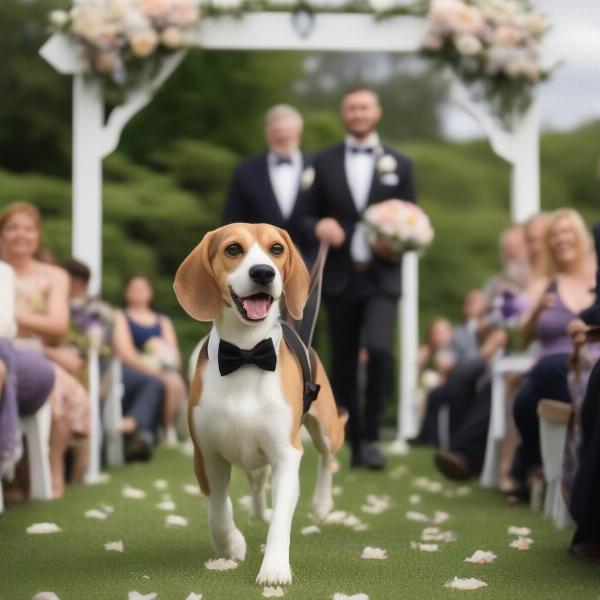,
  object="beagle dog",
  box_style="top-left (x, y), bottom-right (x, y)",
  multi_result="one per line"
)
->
top-left (174, 223), bottom-right (347, 586)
